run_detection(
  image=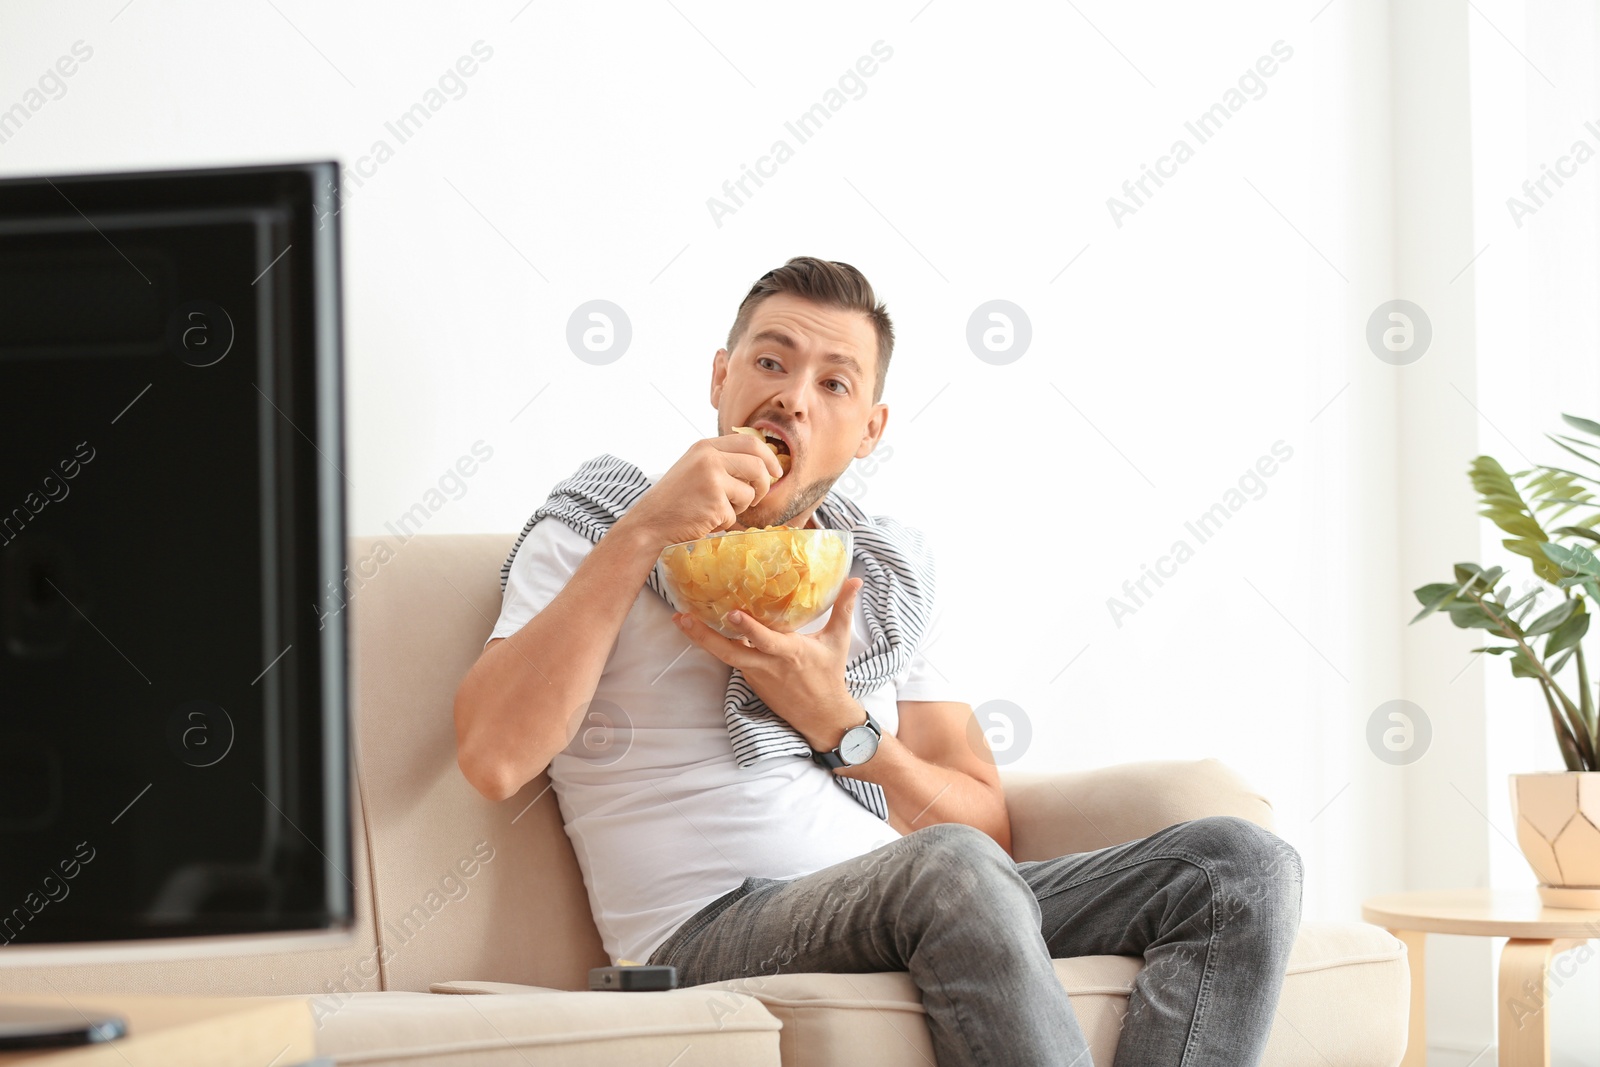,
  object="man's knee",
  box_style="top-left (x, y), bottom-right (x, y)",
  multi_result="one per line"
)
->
top-left (907, 824), bottom-right (1026, 894)
top-left (1174, 816), bottom-right (1303, 934)
top-left (910, 821), bottom-right (1010, 865)
top-left (901, 822), bottom-right (1037, 929)
top-left (1174, 816), bottom-right (1300, 876)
